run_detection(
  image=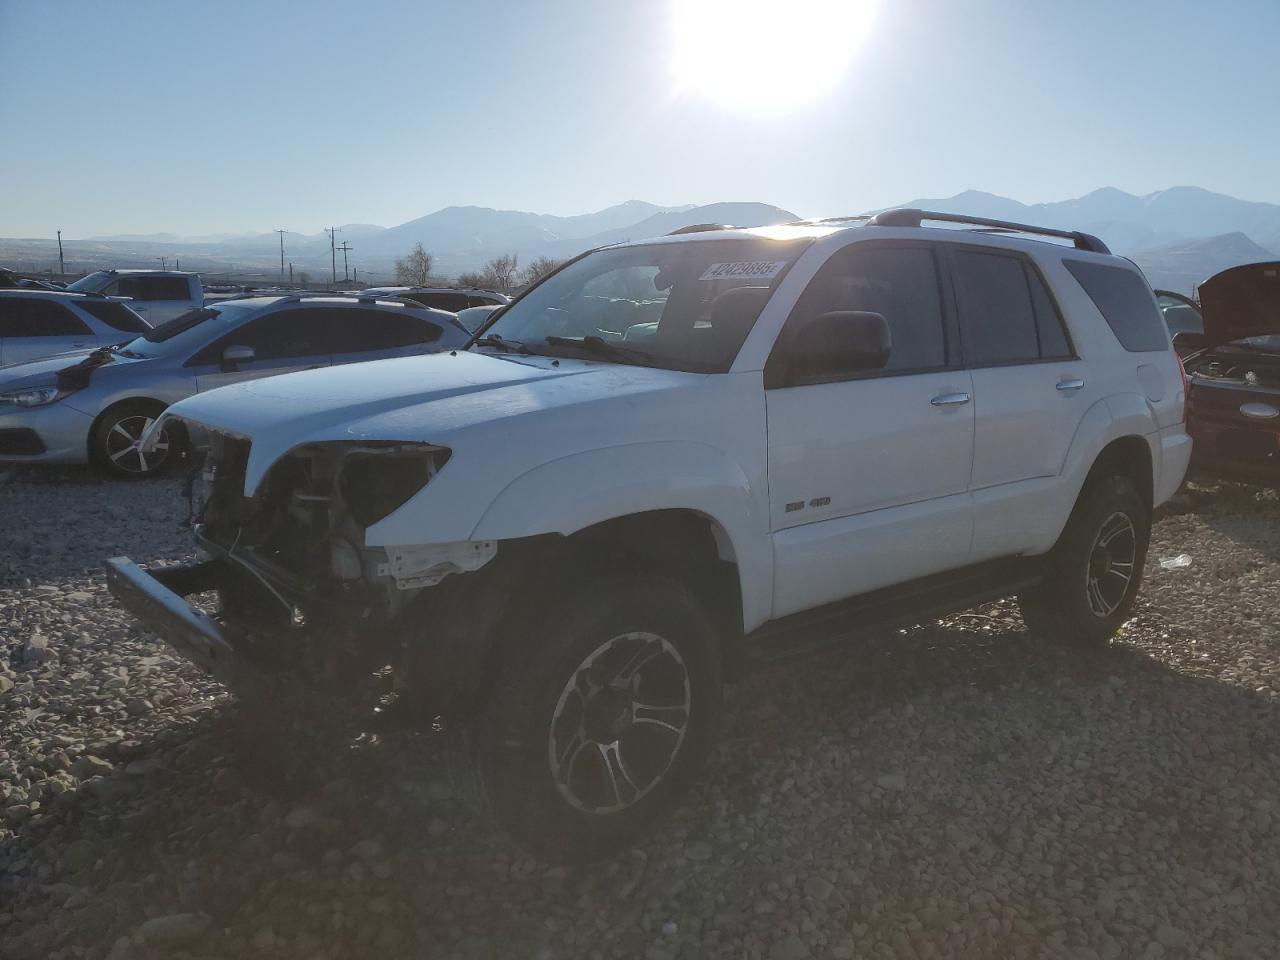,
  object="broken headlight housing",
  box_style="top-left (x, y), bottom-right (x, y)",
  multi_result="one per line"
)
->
top-left (335, 442), bottom-right (452, 528)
